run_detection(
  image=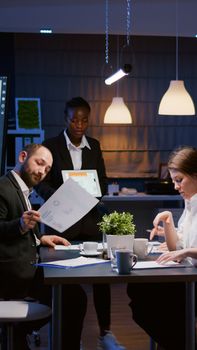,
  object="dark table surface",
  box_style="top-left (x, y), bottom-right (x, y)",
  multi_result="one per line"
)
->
top-left (40, 247), bottom-right (197, 285)
top-left (40, 246), bottom-right (197, 350)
